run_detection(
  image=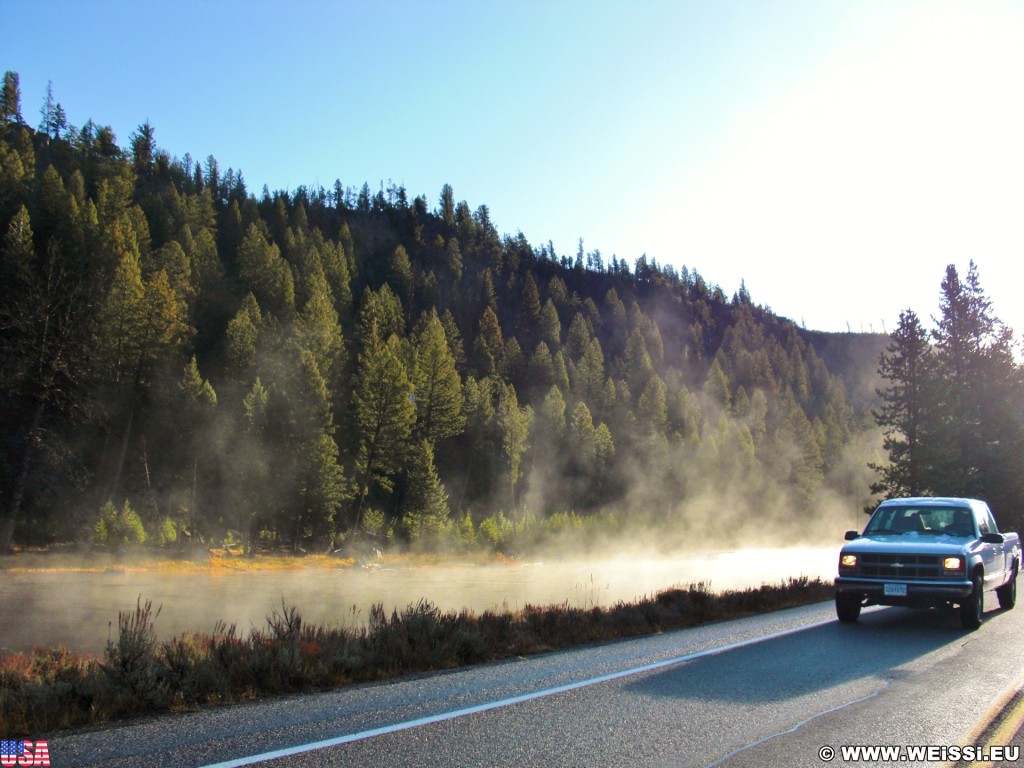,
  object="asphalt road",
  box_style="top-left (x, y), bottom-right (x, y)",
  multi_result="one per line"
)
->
top-left (50, 593), bottom-right (1024, 768)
